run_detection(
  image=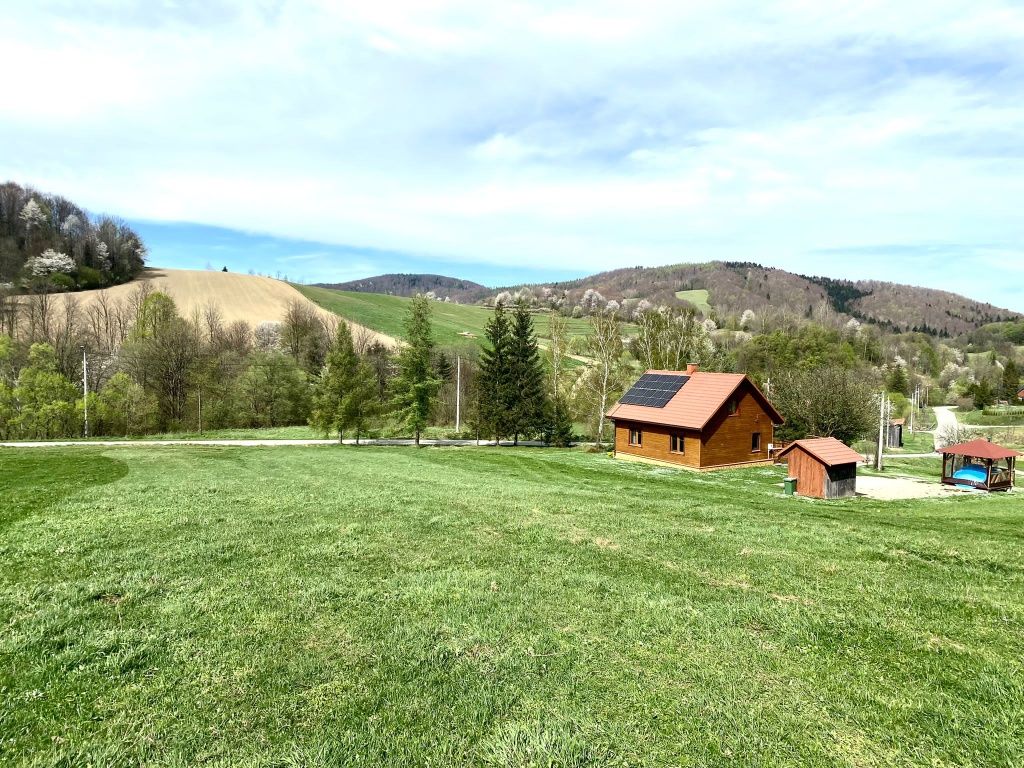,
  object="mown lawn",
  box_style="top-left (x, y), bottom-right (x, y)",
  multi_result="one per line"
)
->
top-left (957, 407), bottom-right (1024, 427)
top-left (1, 447), bottom-right (1023, 766)
top-left (295, 285), bottom-right (634, 349)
